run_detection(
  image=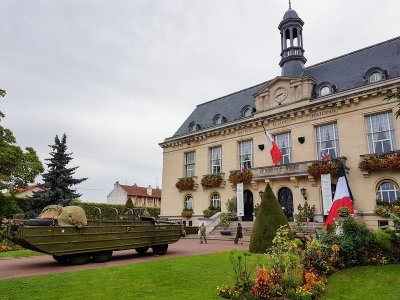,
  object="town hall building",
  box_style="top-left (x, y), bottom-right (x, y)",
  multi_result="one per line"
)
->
top-left (159, 5), bottom-right (400, 228)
